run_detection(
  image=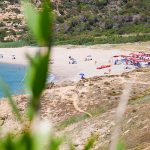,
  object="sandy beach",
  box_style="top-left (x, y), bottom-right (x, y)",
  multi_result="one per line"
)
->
top-left (1, 42), bottom-right (150, 82)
